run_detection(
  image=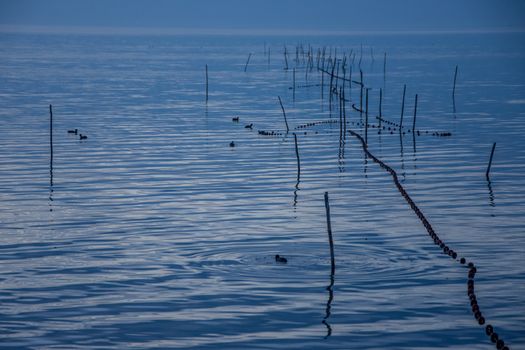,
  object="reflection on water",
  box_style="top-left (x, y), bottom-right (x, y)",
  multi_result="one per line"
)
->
top-left (0, 31), bottom-right (524, 349)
